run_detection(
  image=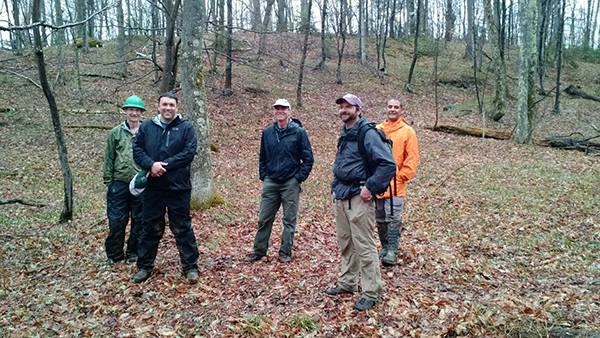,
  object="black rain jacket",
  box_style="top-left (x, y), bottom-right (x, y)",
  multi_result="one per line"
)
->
top-left (133, 115), bottom-right (197, 191)
top-left (259, 118), bottom-right (314, 183)
top-left (332, 116), bottom-right (396, 200)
